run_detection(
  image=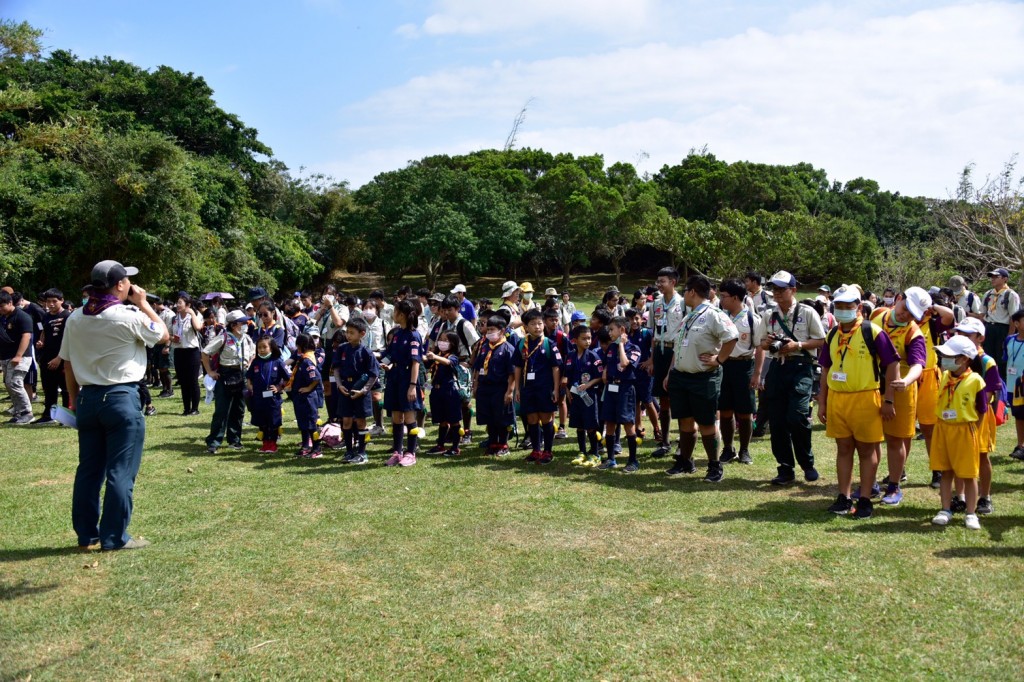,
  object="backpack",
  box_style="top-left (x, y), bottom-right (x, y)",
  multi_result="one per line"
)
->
top-left (825, 322), bottom-right (881, 385)
top-left (454, 362), bottom-right (473, 401)
top-left (983, 290), bottom-right (1011, 312)
top-left (281, 315), bottom-right (299, 352)
top-left (319, 422), bottom-right (343, 449)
